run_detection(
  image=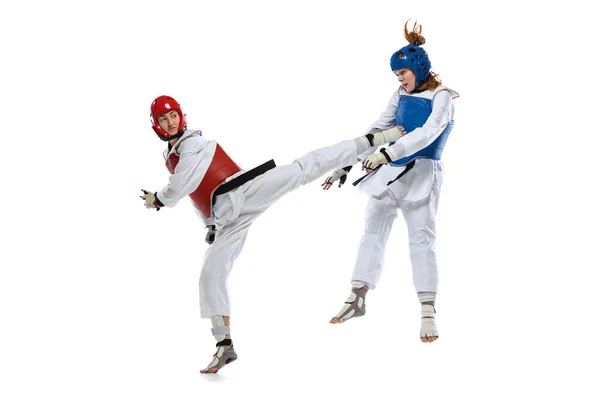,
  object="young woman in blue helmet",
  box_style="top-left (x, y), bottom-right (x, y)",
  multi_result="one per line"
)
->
top-left (322, 20), bottom-right (459, 343)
